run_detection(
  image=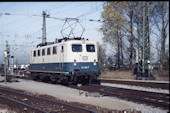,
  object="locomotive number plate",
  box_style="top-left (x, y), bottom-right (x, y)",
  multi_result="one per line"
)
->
top-left (81, 66), bottom-right (89, 69)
